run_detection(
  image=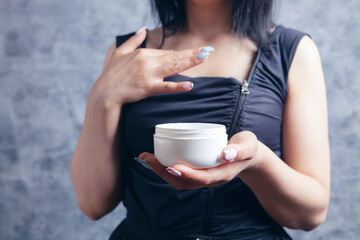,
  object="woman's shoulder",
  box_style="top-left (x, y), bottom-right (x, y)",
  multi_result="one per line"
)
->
top-left (265, 25), bottom-right (310, 70)
top-left (273, 25), bottom-right (308, 37)
top-left (270, 25), bottom-right (309, 49)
